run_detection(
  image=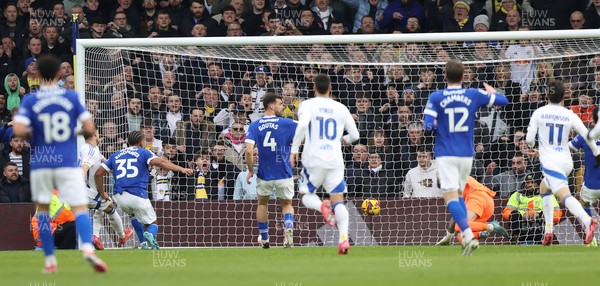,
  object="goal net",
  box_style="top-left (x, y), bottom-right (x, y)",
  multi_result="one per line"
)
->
top-left (78, 31), bottom-right (600, 247)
